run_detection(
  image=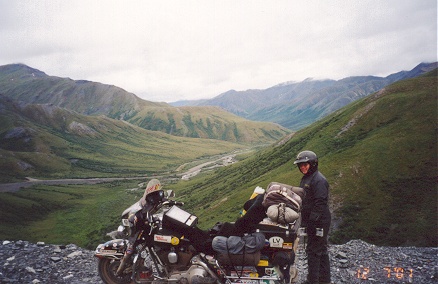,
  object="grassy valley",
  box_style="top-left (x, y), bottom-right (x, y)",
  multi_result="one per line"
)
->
top-left (0, 69), bottom-right (436, 250)
top-left (0, 180), bottom-right (144, 249)
top-left (0, 95), bottom-right (247, 182)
